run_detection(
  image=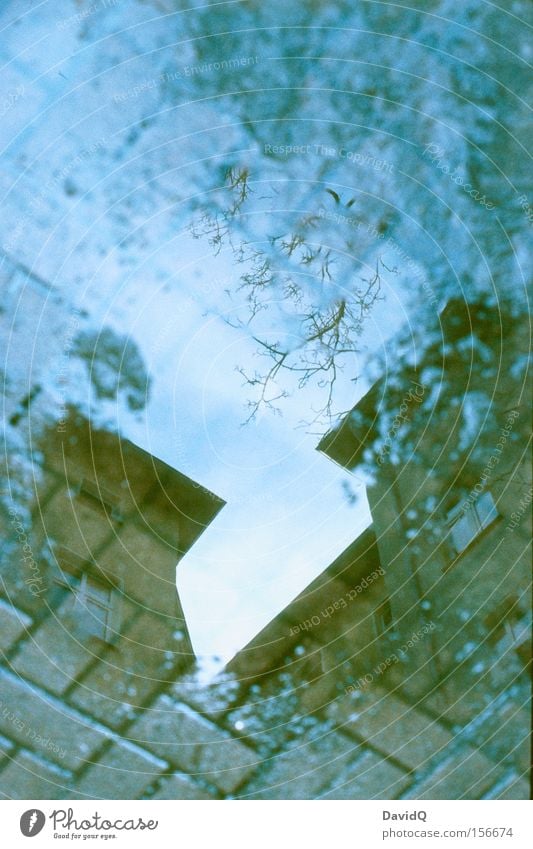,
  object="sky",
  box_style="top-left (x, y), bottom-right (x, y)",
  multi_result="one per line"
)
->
top-left (86, 228), bottom-right (385, 669)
